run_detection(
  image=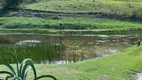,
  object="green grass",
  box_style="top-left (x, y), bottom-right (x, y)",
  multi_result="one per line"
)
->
top-left (0, 0), bottom-right (142, 33)
top-left (0, 44), bottom-right (65, 63)
top-left (0, 0), bottom-right (142, 32)
top-left (0, 16), bottom-right (142, 30)
top-left (29, 46), bottom-right (142, 80)
top-left (35, 46), bottom-right (142, 80)
top-left (1, 45), bottom-right (142, 80)
top-left (25, 0), bottom-right (142, 18)
top-left (25, 0), bottom-right (142, 12)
